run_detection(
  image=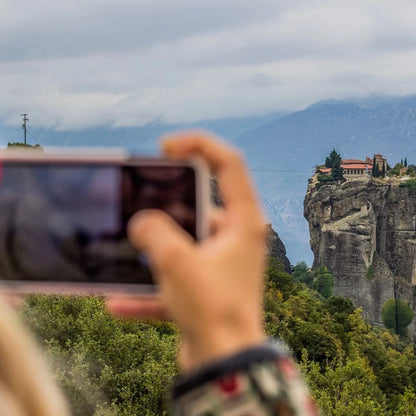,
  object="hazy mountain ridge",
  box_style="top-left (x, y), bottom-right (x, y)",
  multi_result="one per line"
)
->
top-left (1, 112), bottom-right (286, 151)
top-left (237, 99), bottom-right (416, 166)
